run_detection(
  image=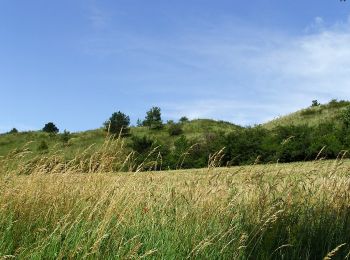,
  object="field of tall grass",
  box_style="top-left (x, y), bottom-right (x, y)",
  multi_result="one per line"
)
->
top-left (0, 137), bottom-right (350, 259)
